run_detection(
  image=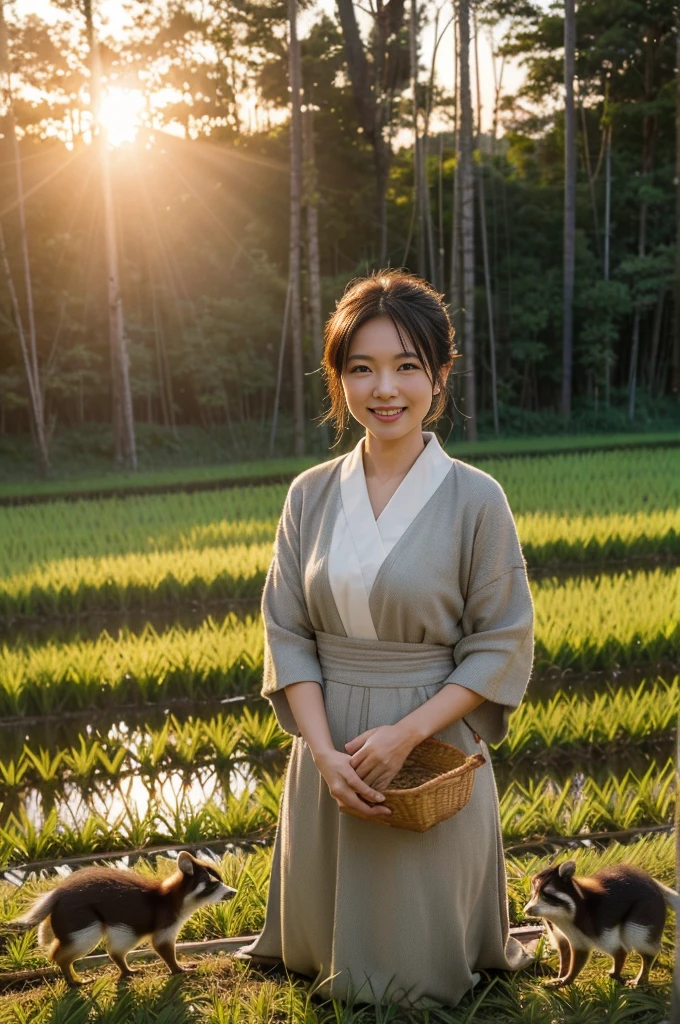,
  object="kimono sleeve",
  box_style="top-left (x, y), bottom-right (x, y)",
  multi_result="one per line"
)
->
top-left (260, 483), bottom-right (324, 736)
top-left (443, 482), bottom-right (534, 746)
